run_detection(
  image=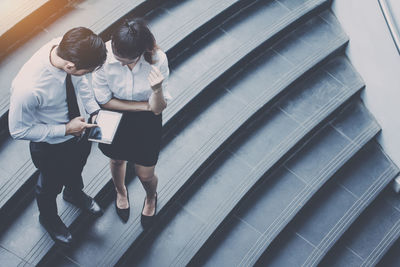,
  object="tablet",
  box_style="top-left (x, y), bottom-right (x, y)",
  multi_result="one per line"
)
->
top-left (88, 110), bottom-right (123, 144)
